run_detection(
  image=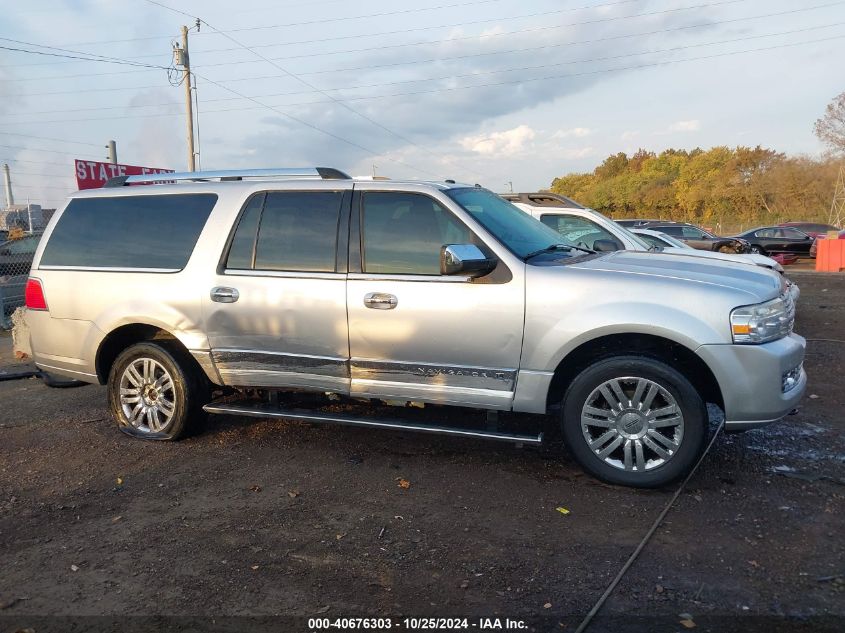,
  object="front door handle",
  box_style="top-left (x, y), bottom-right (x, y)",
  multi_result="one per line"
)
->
top-left (210, 286), bottom-right (239, 303)
top-left (364, 292), bottom-right (398, 310)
